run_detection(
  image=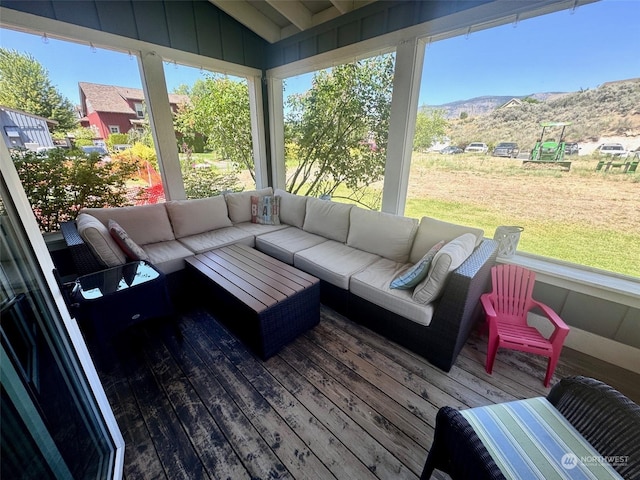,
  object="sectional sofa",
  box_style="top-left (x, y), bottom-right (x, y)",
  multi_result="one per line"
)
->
top-left (61, 187), bottom-right (498, 371)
